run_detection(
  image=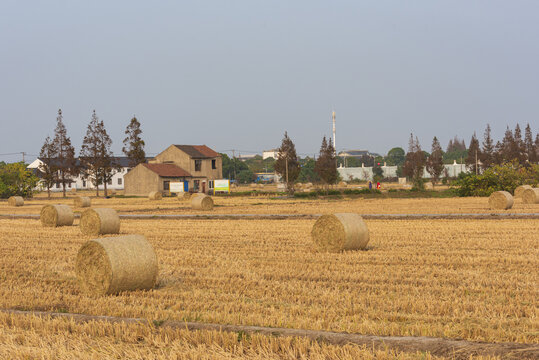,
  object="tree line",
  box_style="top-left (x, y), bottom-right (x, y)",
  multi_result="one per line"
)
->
top-left (39, 109), bottom-right (146, 198)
